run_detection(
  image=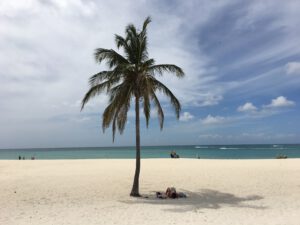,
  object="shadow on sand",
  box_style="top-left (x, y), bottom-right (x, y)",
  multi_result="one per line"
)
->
top-left (121, 189), bottom-right (266, 212)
